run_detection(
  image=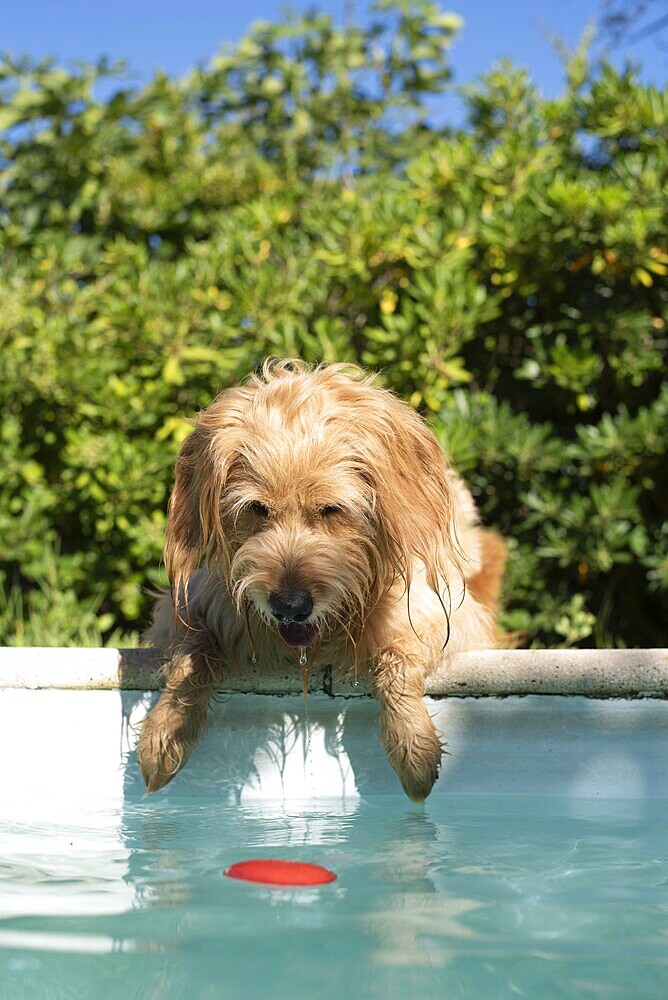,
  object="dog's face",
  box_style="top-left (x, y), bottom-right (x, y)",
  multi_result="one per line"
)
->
top-left (164, 361), bottom-right (460, 651)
